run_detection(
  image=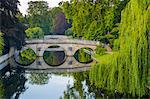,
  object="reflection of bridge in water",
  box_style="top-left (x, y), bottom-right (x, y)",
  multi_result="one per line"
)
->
top-left (23, 66), bottom-right (90, 73)
top-left (10, 56), bottom-right (94, 72)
